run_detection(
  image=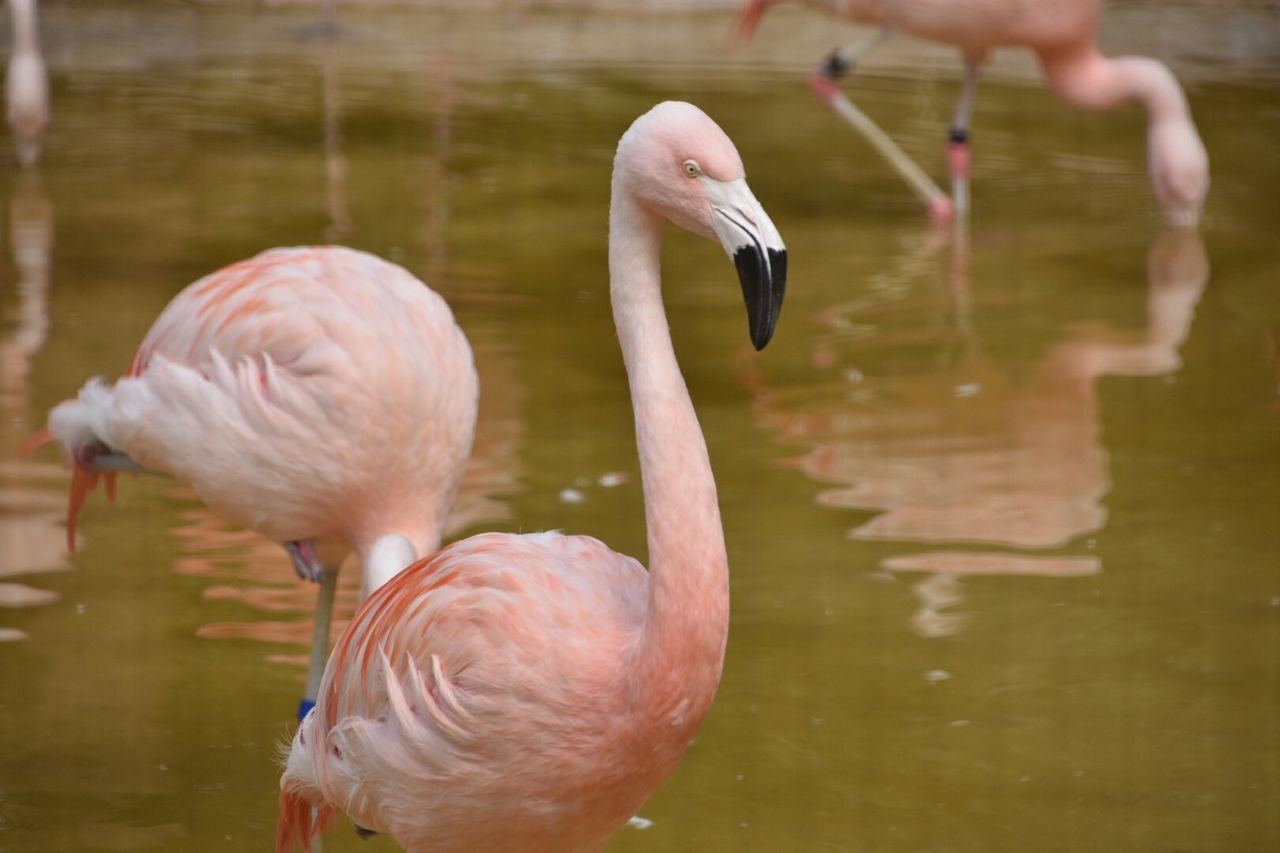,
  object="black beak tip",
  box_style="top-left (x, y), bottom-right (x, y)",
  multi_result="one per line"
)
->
top-left (734, 245), bottom-right (787, 351)
top-left (750, 322), bottom-right (773, 351)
